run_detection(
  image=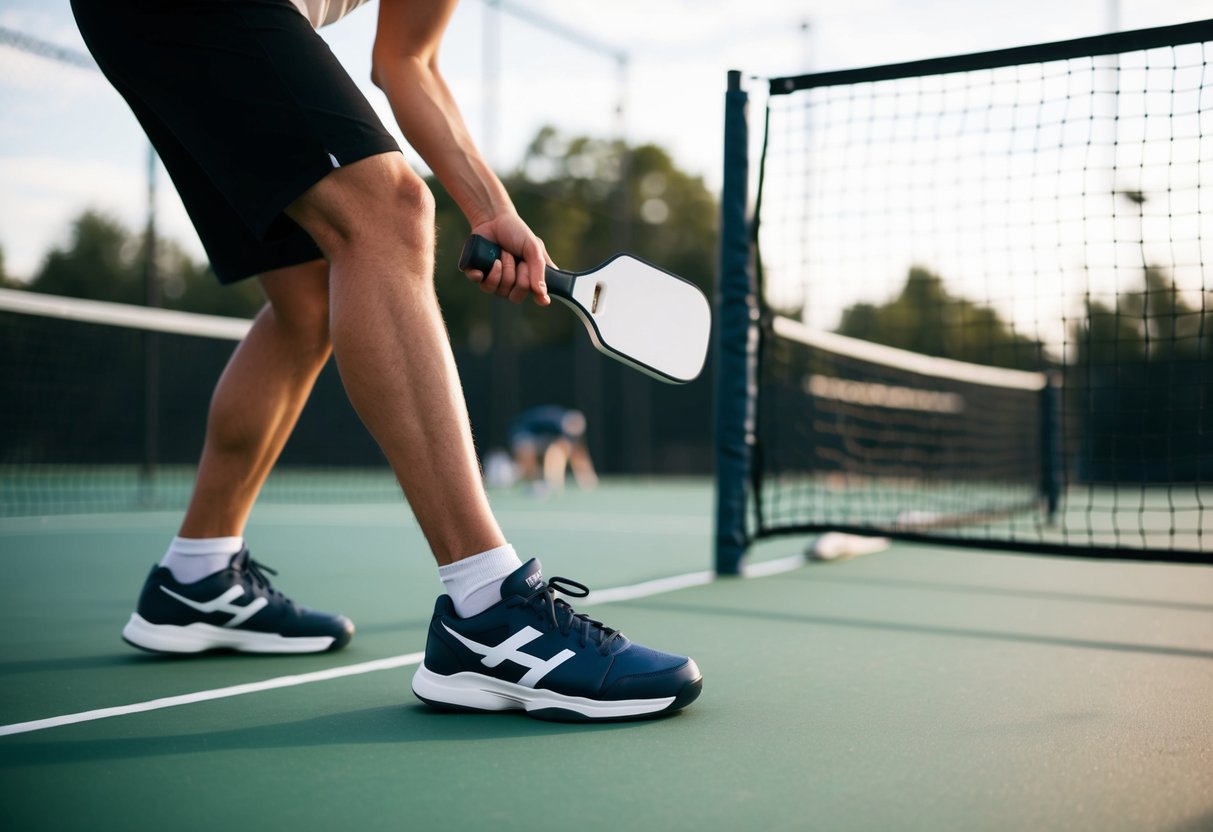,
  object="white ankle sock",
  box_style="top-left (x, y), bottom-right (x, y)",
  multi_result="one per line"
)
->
top-left (160, 536), bottom-right (244, 584)
top-left (439, 544), bottom-right (523, 618)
